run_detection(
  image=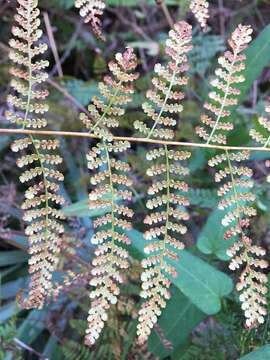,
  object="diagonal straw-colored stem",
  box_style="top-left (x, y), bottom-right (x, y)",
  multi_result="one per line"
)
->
top-left (0, 128), bottom-right (270, 152)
